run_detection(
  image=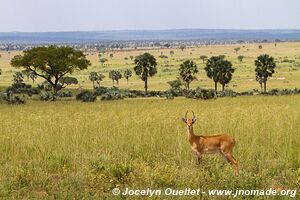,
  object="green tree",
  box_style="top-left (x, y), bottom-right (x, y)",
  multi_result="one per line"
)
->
top-left (254, 54), bottom-right (276, 92)
top-left (179, 60), bottom-right (198, 89)
top-left (123, 69), bottom-right (132, 85)
top-left (89, 71), bottom-right (98, 88)
top-left (179, 45), bottom-right (186, 51)
top-left (109, 53), bottom-right (114, 59)
top-left (234, 47), bottom-right (241, 54)
top-left (218, 61), bottom-right (235, 91)
top-left (134, 53), bottom-right (157, 95)
top-left (109, 70), bottom-right (122, 86)
top-left (258, 45), bottom-right (263, 49)
top-left (200, 55), bottom-right (208, 63)
top-left (11, 46), bottom-right (90, 95)
top-left (237, 55), bottom-right (244, 63)
top-left (129, 56), bottom-right (134, 60)
top-left (100, 58), bottom-right (108, 66)
top-left (170, 50), bottom-right (174, 57)
top-left (89, 71), bottom-right (105, 89)
top-left (204, 55), bottom-right (234, 92)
